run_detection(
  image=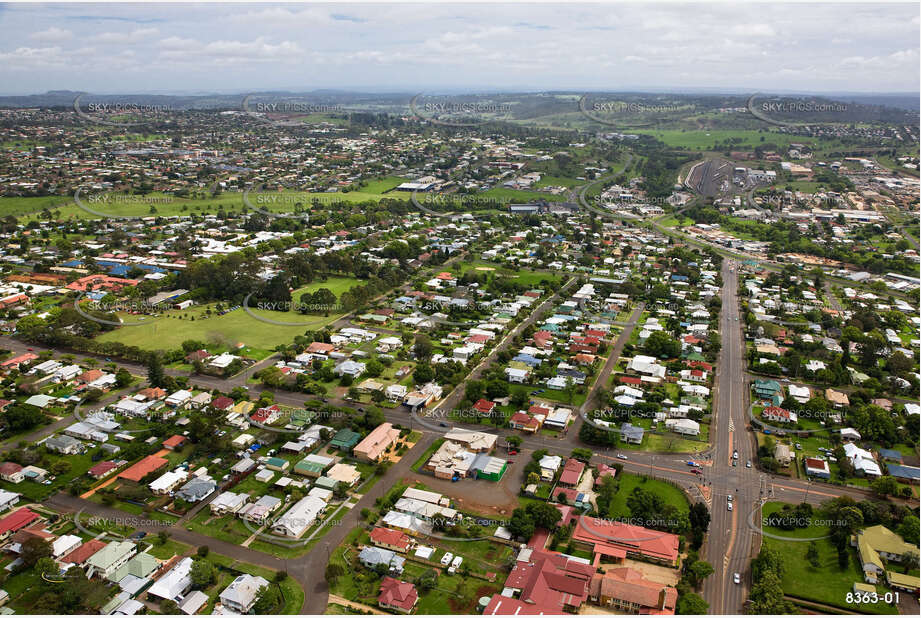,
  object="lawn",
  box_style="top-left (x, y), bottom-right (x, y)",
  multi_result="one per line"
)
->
top-left (761, 505), bottom-right (896, 614)
top-left (146, 537), bottom-right (195, 560)
top-left (328, 540), bottom-right (503, 614)
top-left (207, 553), bottom-right (304, 614)
top-left (603, 471), bottom-right (690, 520)
top-left (1, 177), bottom-right (412, 221)
top-left (290, 276), bottom-right (361, 302)
top-left (95, 299), bottom-right (346, 355)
